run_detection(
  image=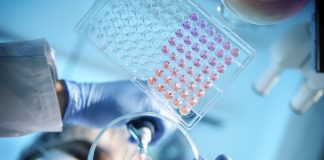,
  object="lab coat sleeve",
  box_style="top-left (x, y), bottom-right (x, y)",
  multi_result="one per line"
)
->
top-left (0, 39), bottom-right (63, 137)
